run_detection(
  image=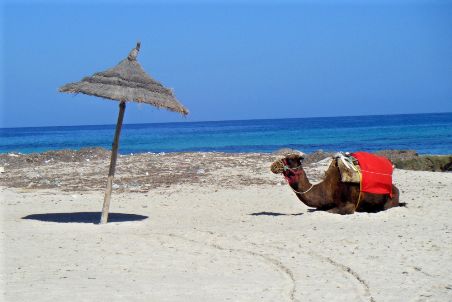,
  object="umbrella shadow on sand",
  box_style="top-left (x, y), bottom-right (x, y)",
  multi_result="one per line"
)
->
top-left (22, 212), bottom-right (148, 224)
